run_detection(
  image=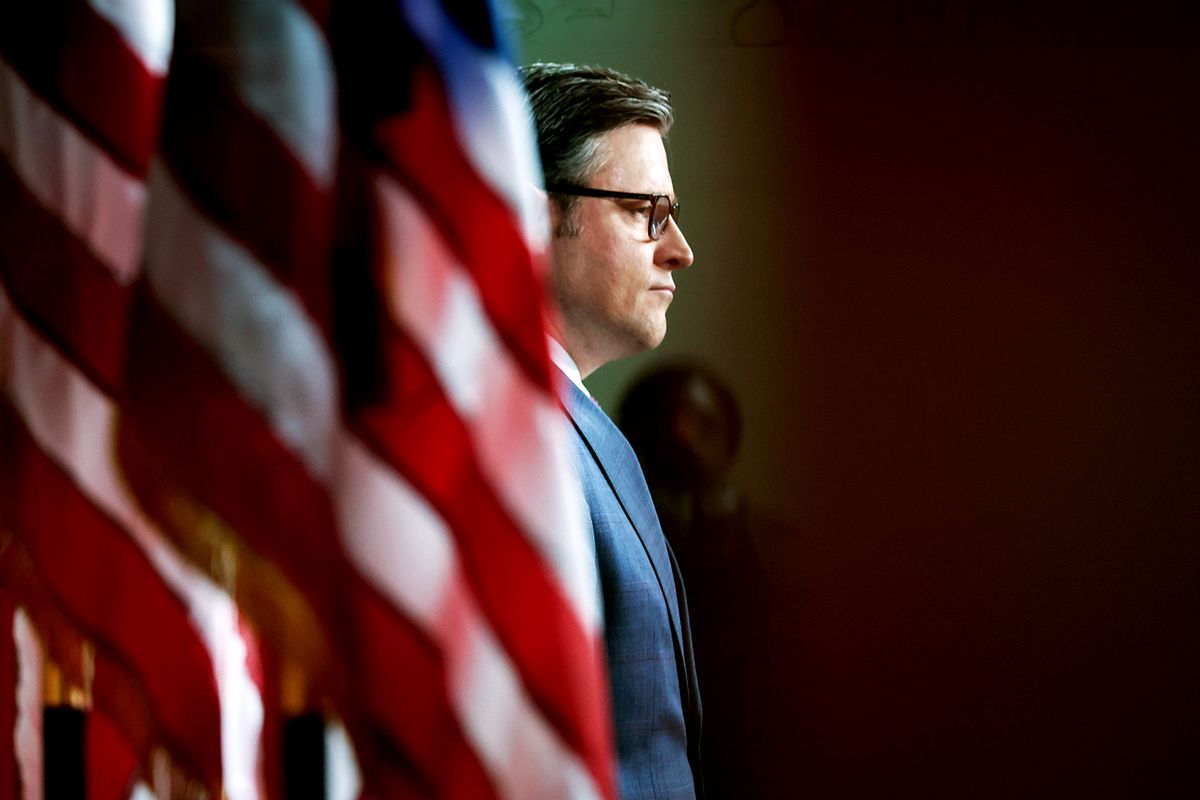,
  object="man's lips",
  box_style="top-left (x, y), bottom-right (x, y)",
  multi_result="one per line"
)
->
top-left (650, 285), bottom-right (675, 295)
